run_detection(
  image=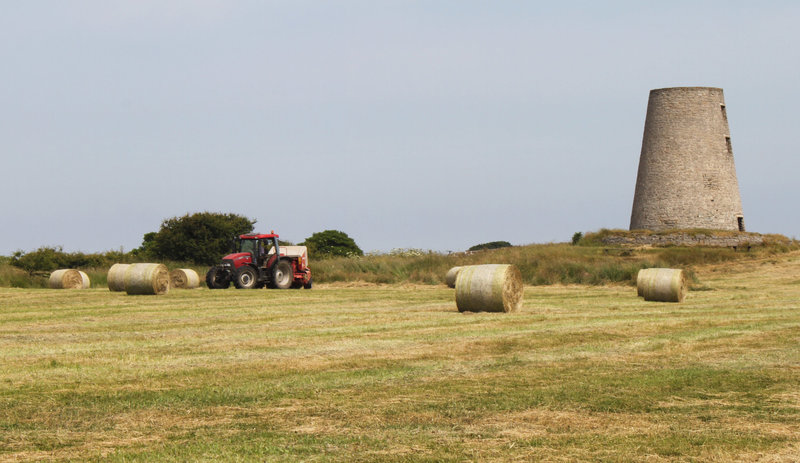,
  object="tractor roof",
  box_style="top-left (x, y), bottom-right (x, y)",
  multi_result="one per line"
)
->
top-left (239, 233), bottom-right (279, 240)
